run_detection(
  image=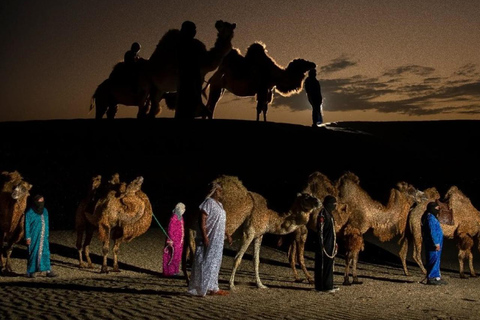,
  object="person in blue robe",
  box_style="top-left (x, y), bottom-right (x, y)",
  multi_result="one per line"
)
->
top-left (25, 195), bottom-right (57, 278)
top-left (421, 201), bottom-right (446, 285)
